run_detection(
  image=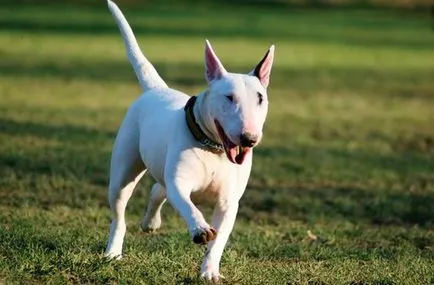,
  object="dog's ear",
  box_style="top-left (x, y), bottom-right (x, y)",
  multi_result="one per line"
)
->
top-left (250, 45), bottom-right (275, 88)
top-left (205, 40), bottom-right (227, 83)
